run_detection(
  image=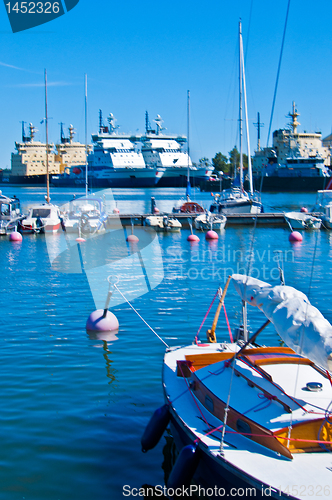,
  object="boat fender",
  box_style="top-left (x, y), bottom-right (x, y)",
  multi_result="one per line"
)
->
top-left (141, 404), bottom-right (170, 453)
top-left (167, 443), bottom-right (200, 491)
